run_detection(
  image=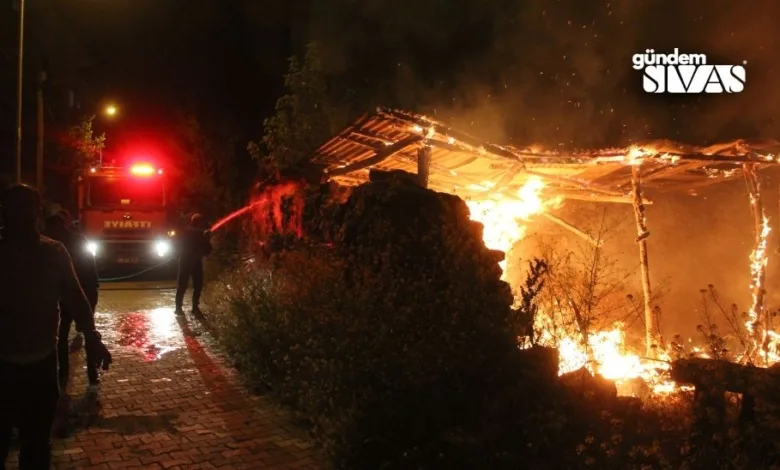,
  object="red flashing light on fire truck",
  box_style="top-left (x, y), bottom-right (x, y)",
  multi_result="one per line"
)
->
top-left (90, 163), bottom-right (164, 177)
top-left (130, 163), bottom-right (164, 176)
